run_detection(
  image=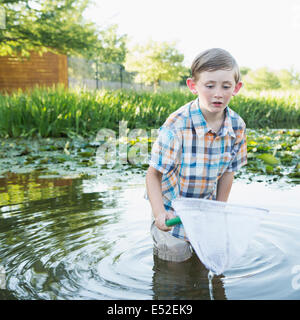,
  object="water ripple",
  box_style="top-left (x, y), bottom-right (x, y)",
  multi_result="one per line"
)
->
top-left (1, 173), bottom-right (300, 299)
